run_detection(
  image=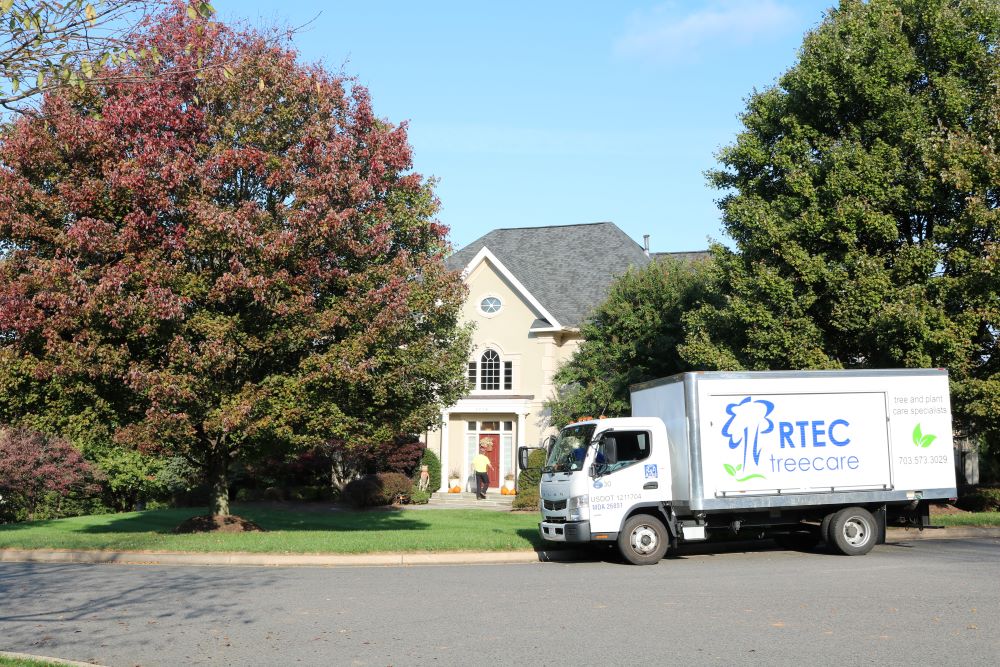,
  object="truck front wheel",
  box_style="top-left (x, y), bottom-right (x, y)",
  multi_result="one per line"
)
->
top-left (830, 507), bottom-right (877, 556)
top-left (618, 514), bottom-right (669, 565)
